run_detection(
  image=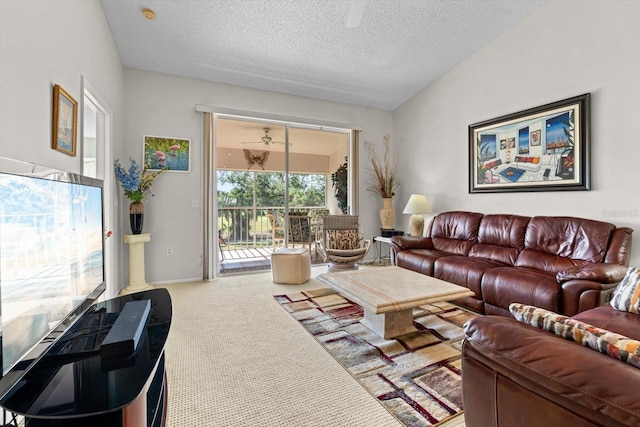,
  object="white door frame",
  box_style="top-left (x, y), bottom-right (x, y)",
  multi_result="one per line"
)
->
top-left (81, 76), bottom-right (116, 298)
